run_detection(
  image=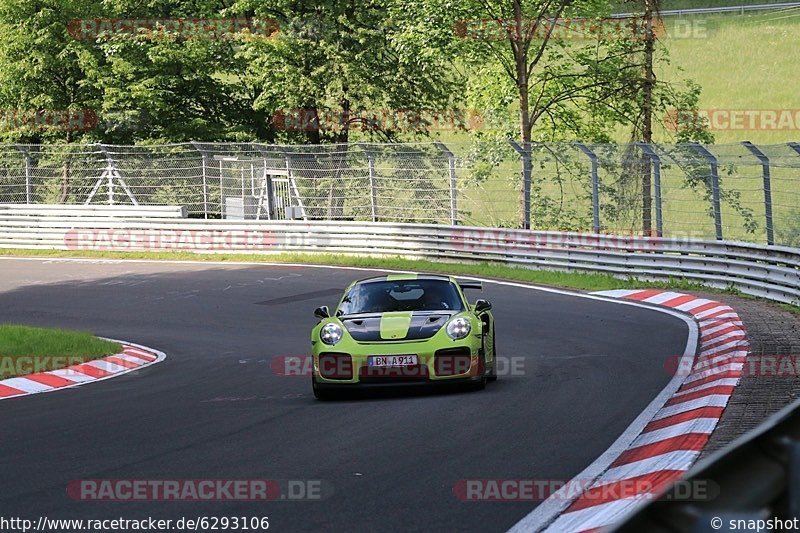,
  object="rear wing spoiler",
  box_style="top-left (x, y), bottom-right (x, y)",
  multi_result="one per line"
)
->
top-left (457, 280), bottom-right (483, 291)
